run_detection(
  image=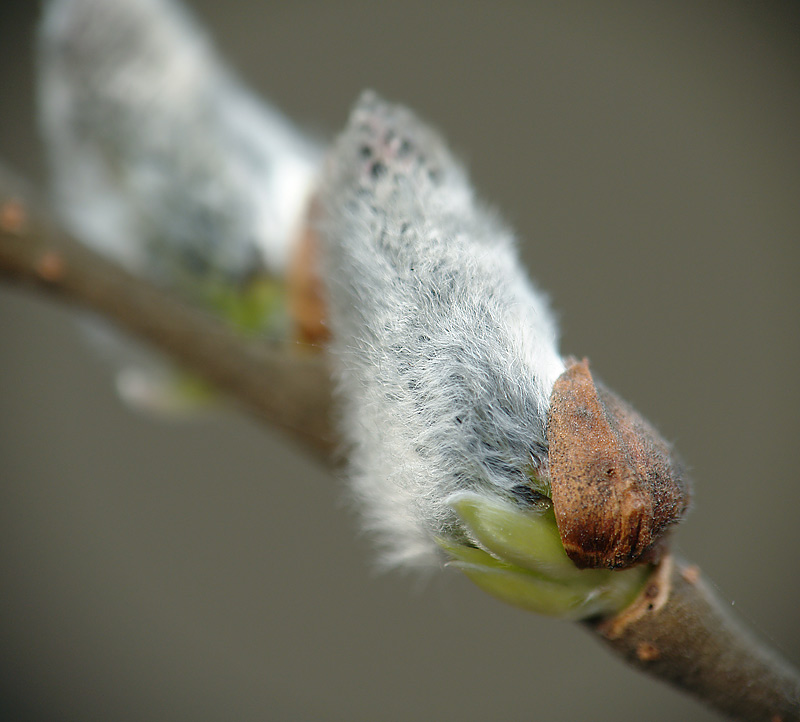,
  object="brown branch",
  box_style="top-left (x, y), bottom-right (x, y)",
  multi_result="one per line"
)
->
top-left (591, 556), bottom-right (800, 721)
top-left (0, 164), bottom-right (335, 460)
top-left (1, 163), bottom-right (798, 721)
